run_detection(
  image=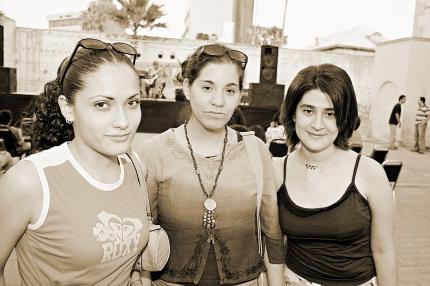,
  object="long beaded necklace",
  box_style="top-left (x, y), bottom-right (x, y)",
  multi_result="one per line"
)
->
top-left (184, 123), bottom-right (228, 244)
